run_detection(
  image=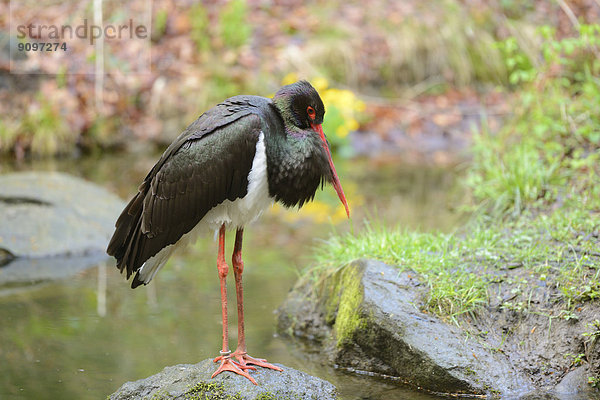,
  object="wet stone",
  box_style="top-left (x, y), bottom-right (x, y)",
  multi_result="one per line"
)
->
top-left (109, 358), bottom-right (338, 400)
top-left (0, 171), bottom-right (124, 288)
